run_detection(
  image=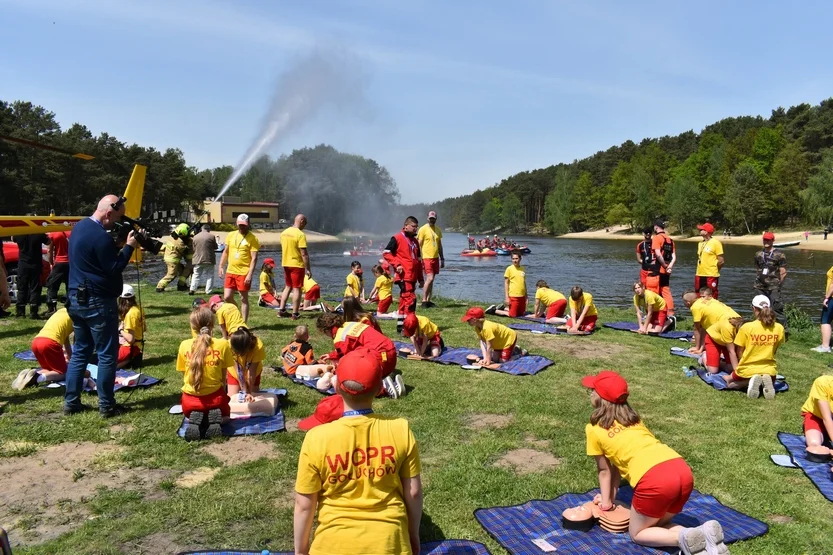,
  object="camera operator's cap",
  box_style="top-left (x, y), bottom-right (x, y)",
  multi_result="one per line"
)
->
top-left (428, 210), bottom-right (437, 219)
top-left (402, 313), bottom-right (418, 337)
top-left (697, 222), bottom-right (715, 234)
top-left (209, 294), bottom-right (223, 308)
top-left (762, 231), bottom-right (775, 241)
top-left (236, 214), bottom-right (249, 225)
top-left (298, 395), bottom-right (344, 432)
top-left (581, 370), bottom-right (629, 404)
top-left (263, 257), bottom-right (276, 268)
top-left (120, 284), bottom-right (135, 298)
top-left (752, 295), bottom-right (771, 309)
top-left (461, 306), bottom-right (485, 322)
top-left (337, 348), bottom-right (383, 396)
